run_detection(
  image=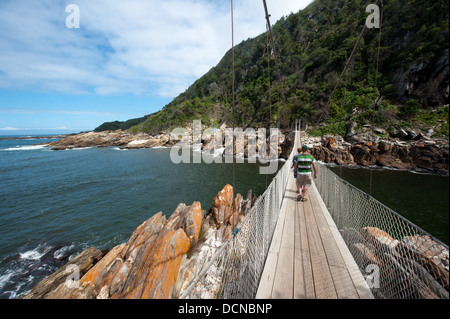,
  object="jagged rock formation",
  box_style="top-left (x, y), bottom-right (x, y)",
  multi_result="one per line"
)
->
top-left (342, 226), bottom-right (449, 299)
top-left (302, 129), bottom-right (449, 174)
top-left (22, 185), bottom-right (254, 299)
top-left (47, 130), bottom-right (175, 151)
top-left (46, 126), bottom-right (293, 160)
